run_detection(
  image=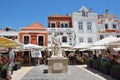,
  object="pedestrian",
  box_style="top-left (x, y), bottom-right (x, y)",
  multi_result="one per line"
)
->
top-left (68, 52), bottom-right (74, 65)
top-left (6, 47), bottom-right (15, 80)
top-left (44, 48), bottom-right (49, 65)
top-left (31, 48), bottom-right (40, 66)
